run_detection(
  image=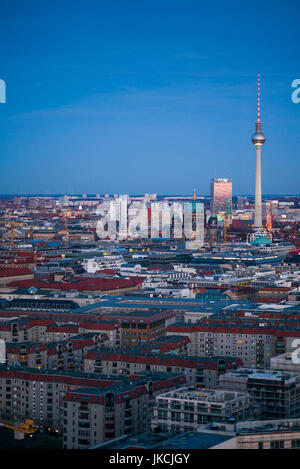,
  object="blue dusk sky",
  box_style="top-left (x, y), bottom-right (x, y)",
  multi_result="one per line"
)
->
top-left (0, 0), bottom-right (299, 196)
